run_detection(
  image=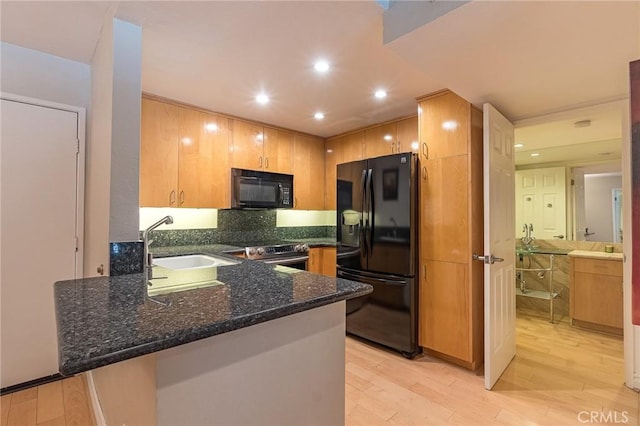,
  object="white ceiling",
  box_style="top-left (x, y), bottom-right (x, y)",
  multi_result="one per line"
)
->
top-left (1, 0), bottom-right (638, 148)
